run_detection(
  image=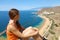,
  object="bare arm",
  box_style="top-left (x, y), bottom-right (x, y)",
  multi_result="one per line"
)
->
top-left (10, 26), bottom-right (37, 38)
top-left (10, 25), bottom-right (34, 38)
